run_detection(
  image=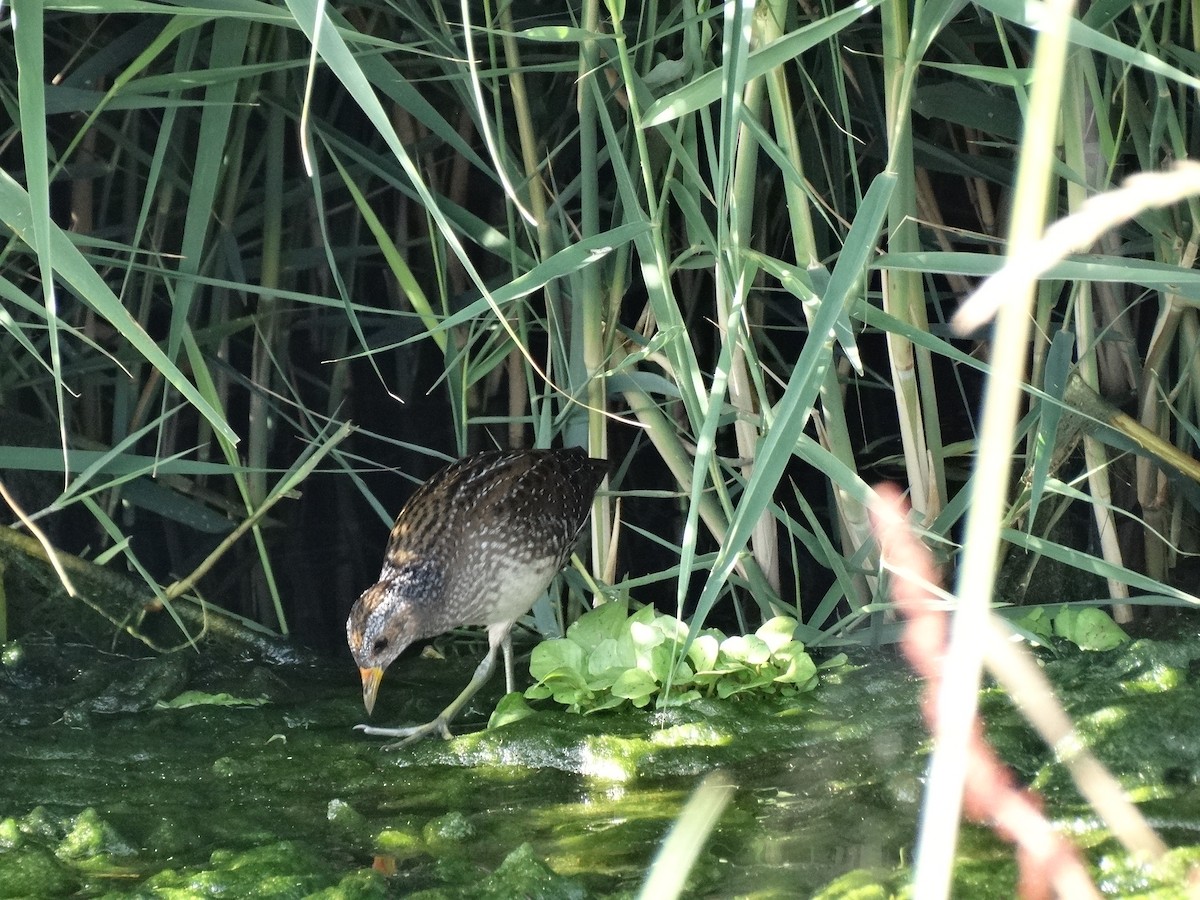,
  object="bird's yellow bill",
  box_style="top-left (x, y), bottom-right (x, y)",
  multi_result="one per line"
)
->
top-left (359, 666), bottom-right (383, 715)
